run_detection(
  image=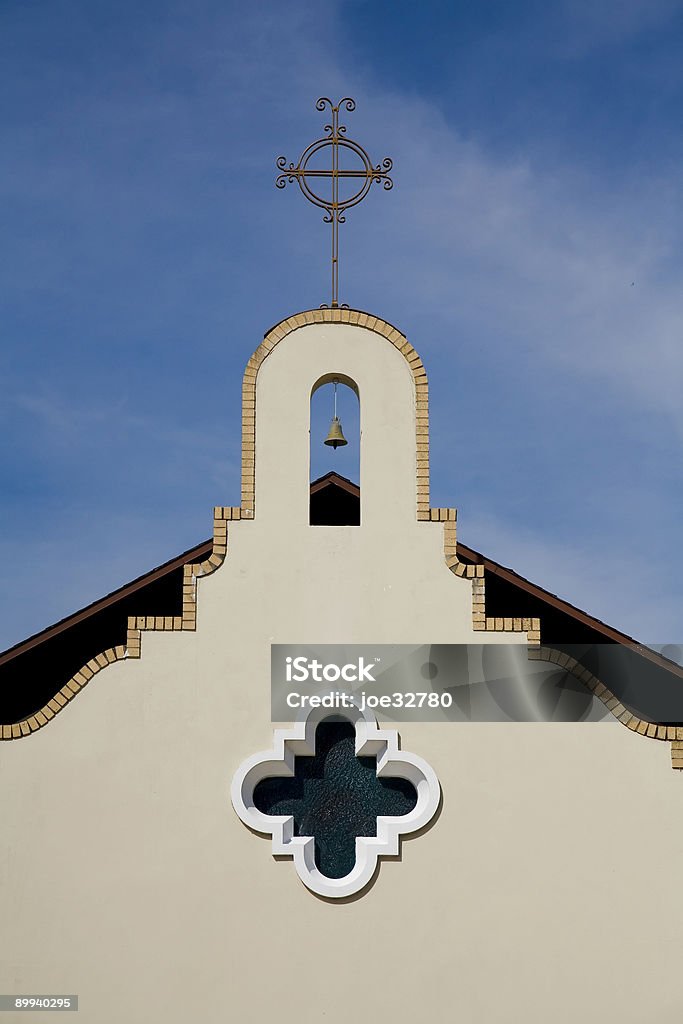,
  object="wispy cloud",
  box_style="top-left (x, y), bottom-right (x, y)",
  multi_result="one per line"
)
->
top-left (347, 92), bottom-right (683, 428)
